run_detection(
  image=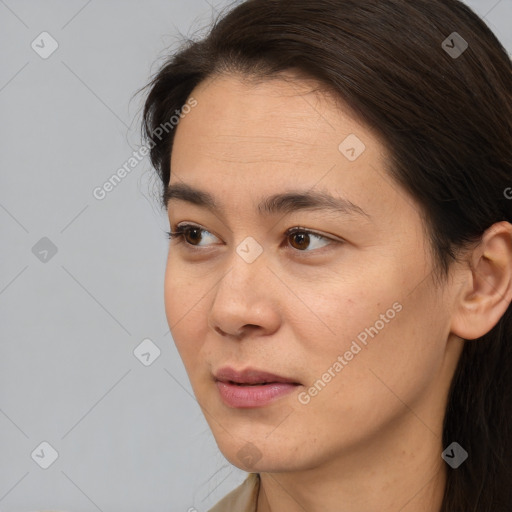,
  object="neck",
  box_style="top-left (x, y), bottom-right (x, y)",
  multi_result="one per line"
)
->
top-left (256, 417), bottom-right (447, 512)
